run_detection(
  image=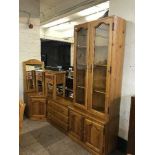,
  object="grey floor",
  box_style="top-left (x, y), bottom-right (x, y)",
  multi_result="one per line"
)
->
top-left (20, 119), bottom-right (124, 155)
